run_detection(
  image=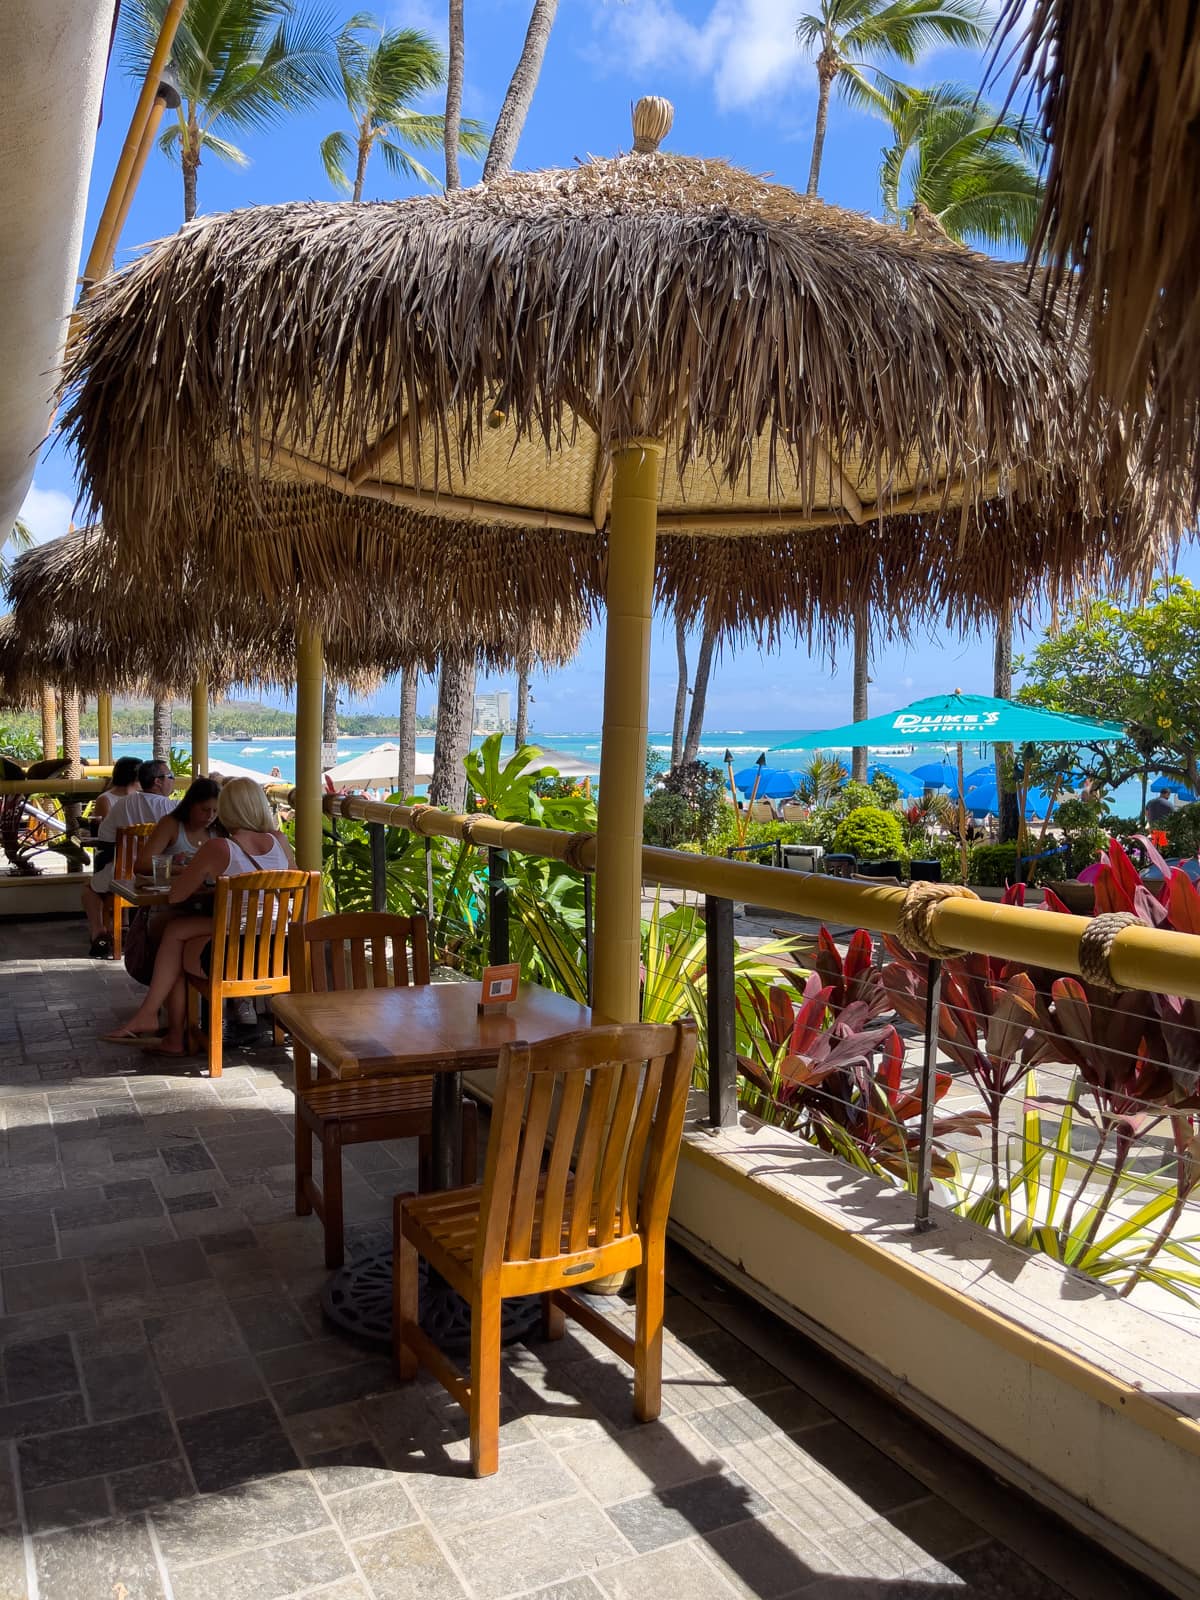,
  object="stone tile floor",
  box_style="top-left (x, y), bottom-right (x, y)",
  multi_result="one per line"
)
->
top-left (0, 918), bottom-right (1170, 1600)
